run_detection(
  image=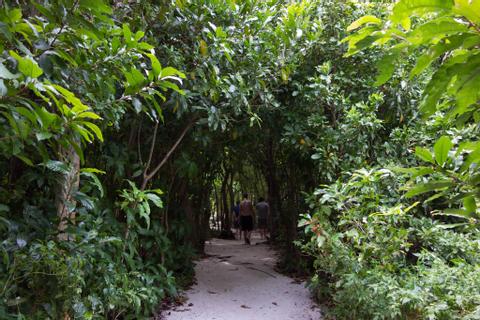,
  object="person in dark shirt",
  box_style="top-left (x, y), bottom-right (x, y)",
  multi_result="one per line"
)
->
top-left (255, 197), bottom-right (269, 240)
